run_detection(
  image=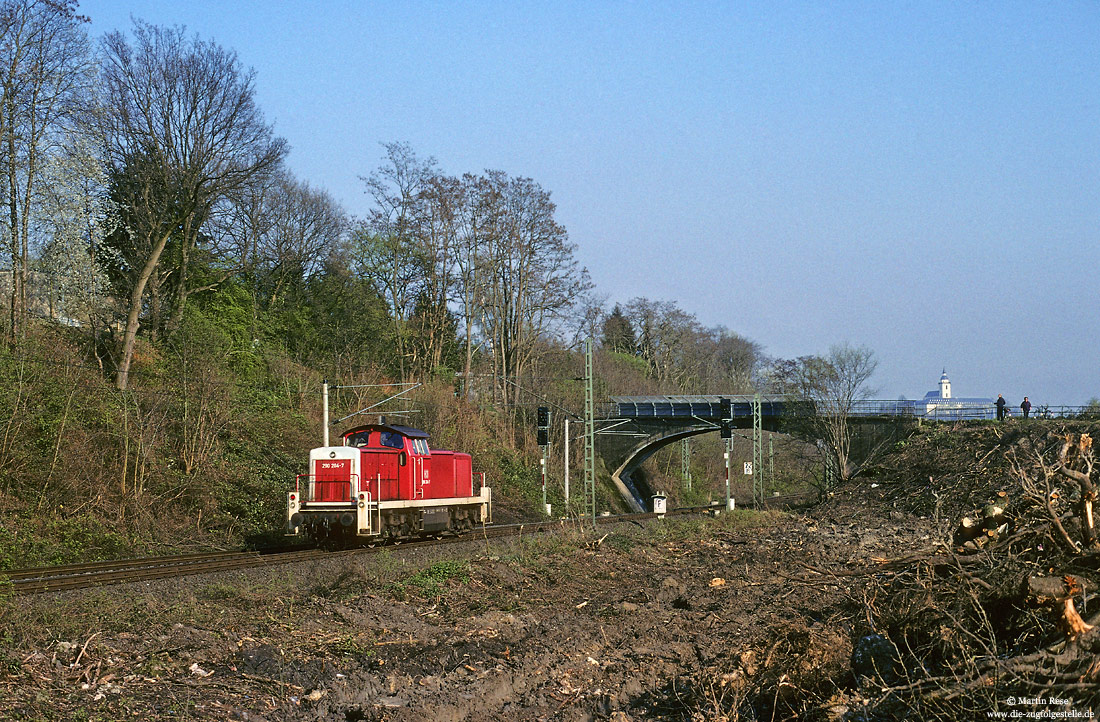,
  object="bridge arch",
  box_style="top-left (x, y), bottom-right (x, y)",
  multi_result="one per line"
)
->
top-left (601, 395), bottom-right (787, 511)
top-left (610, 425), bottom-right (720, 512)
